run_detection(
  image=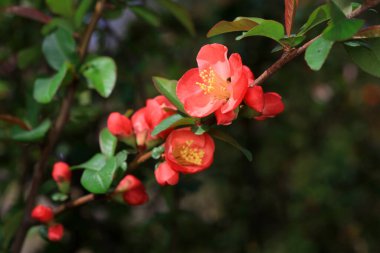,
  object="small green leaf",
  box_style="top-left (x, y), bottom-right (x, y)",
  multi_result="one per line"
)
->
top-left (80, 157), bottom-right (117, 194)
top-left (305, 37), bottom-right (334, 71)
top-left (152, 114), bottom-right (184, 136)
top-left (332, 0), bottom-right (352, 15)
top-left (236, 20), bottom-right (285, 43)
top-left (74, 0), bottom-right (93, 28)
top-left (130, 6), bottom-right (161, 27)
top-left (81, 57), bottom-right (117, 98)
top-left (152, 145), bottom-right (165, 159)
top-left (207, 17), bottom-right (259, 38)
top-left (41, 18), bottom-right (75, 35)
top-left (299, 4), bottom-right (330, 35)
top-left (33, 63), bottom-right (69, 104)
top-left (115, 150), bottom-right (128, 171)
top-left (51, 192), bottom-right (68, 202)
top-left (72, 153), bottom-right (107, 171)
top-left (345, 39), bottom-right (380, 77)
top-left (42, 28), bottom-right (77, 71)
top-left (210, 129), bottom-right (253, 162)
top-left (280, 35), bottom-right (306, 47)
top-left (323, 19), bottom-right (364, 41)
top-left (152, 76), bottom-right (185, 113)
top-left (157, 0), bottom-right (195, 35)
top-left (12, 119), bottom-right (51, 142)
top-left (99, 128), bottom-right (117, 157)
top-left (191, 124), bottom-right (209, 135)
top-left (46, 0), bottom-right (74, 18)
